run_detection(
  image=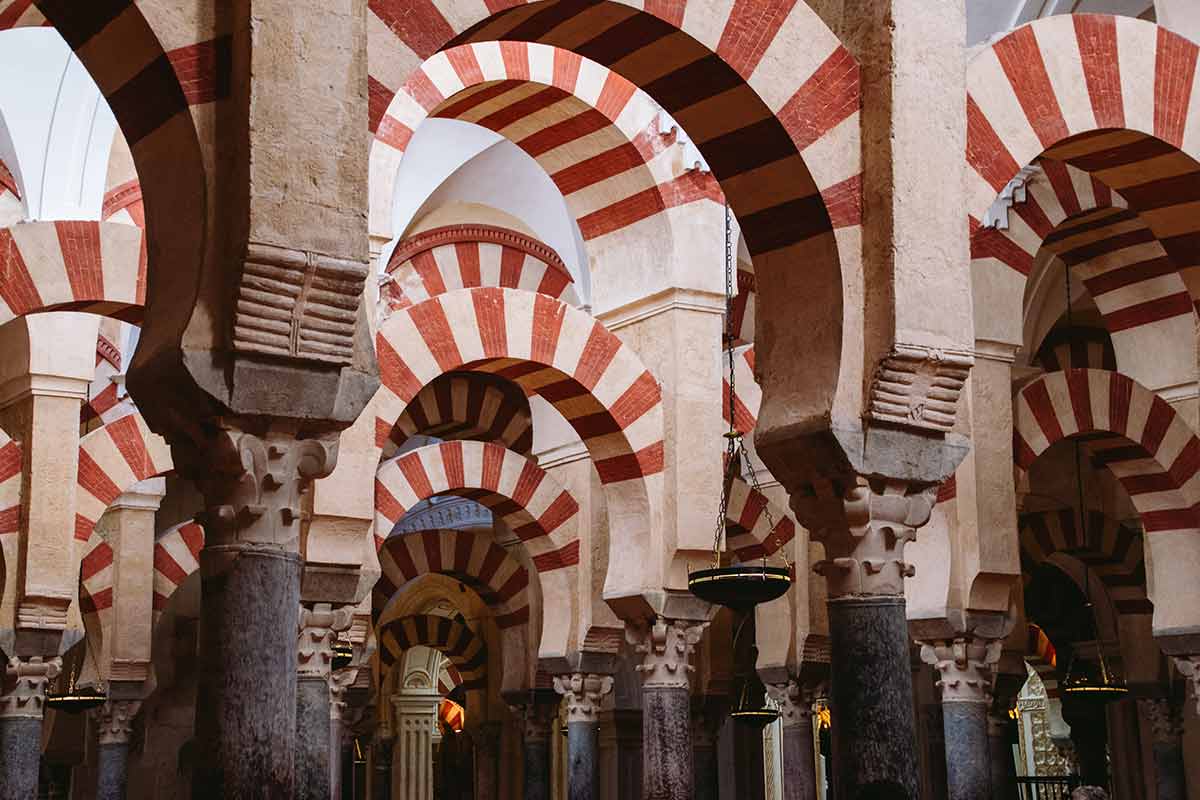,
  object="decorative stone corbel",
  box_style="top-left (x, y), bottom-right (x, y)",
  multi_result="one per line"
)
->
top-left (626, 618), bottom-right (705, 690)
top-left (814, 478), bottom-right (935, 597)
top-left (918, 636), bottom-right (1003, 704)
top-left (0, 656), bottom-right (62, 718)
top-left (297, 602), bottom-right (354, 679)
top-left (552, 673), bottom-right (613, 725)
top-left (92, 699), bottom-right (142, 746)
top-left (868, 344), bottom-right (972, 433)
